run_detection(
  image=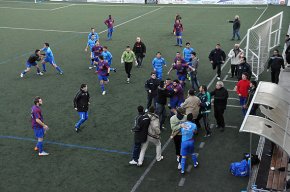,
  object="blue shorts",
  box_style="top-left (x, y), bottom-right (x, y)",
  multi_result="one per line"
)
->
top-left (239, 96), bottom-right (247, 106)
top-left (26, 61), bottom-right (37, 68)
top-left (176, 32), bottom-right (182, 37)
top-left (156, 70), bottom-right (163, 79)
top-left (33, 127), bottom-right (44, 138)
top-left (178, 75), bottom-right (186, 81)
top-left (108, 27), bottom-right (114, 33)
top-left (98, 75), bottom-right (108, 81)
top-left (170, 97), bottom-right (183, 109)
top-left (44, 57), bottom-right (55, 64)
top-left (181, 139), bottom-right (194, 156)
